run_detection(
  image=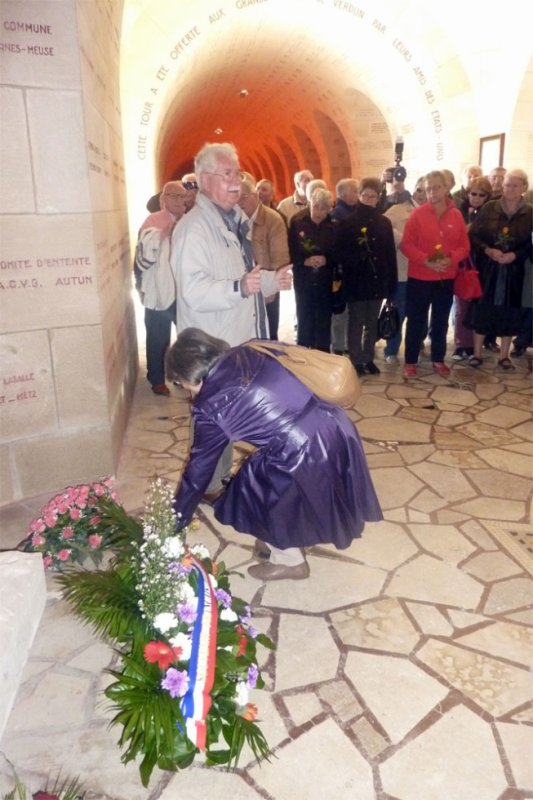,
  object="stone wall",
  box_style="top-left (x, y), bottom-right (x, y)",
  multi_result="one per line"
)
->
top-left (0, 0), bottom-right (136, 505)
